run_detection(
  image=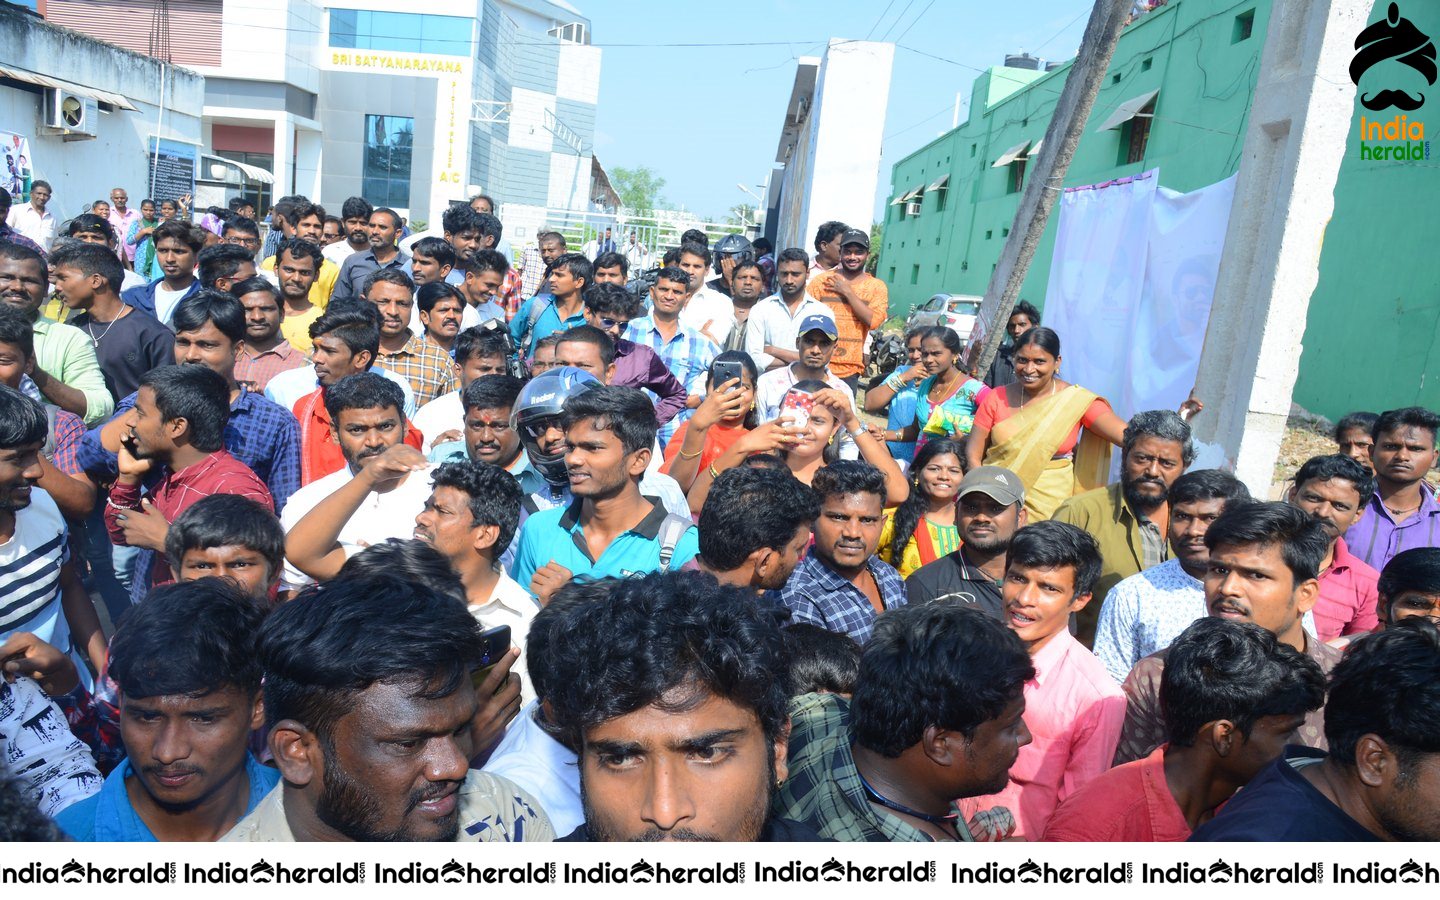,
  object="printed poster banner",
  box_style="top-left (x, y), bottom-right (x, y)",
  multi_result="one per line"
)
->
top-left (1042, 169), bottom-right (1237, 421)
top-left (1, 130), bottom-right (35, 202)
